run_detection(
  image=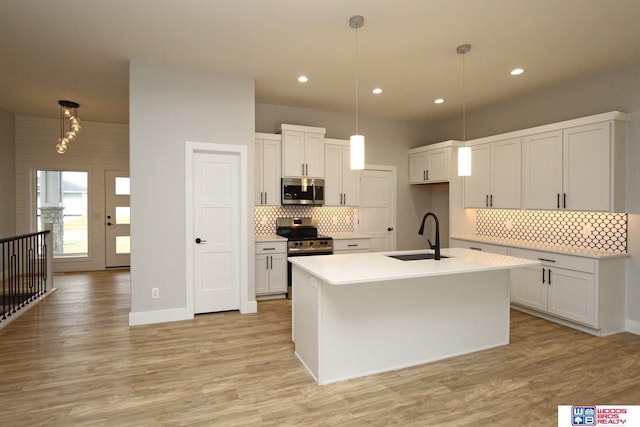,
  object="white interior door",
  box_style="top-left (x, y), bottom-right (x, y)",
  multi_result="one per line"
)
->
top-left (193, 152), bottom-right (240, 313)
top-left (105, 170), bottom-right (130, 267)
top-left (358, 167), bottom-right (396, 252)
